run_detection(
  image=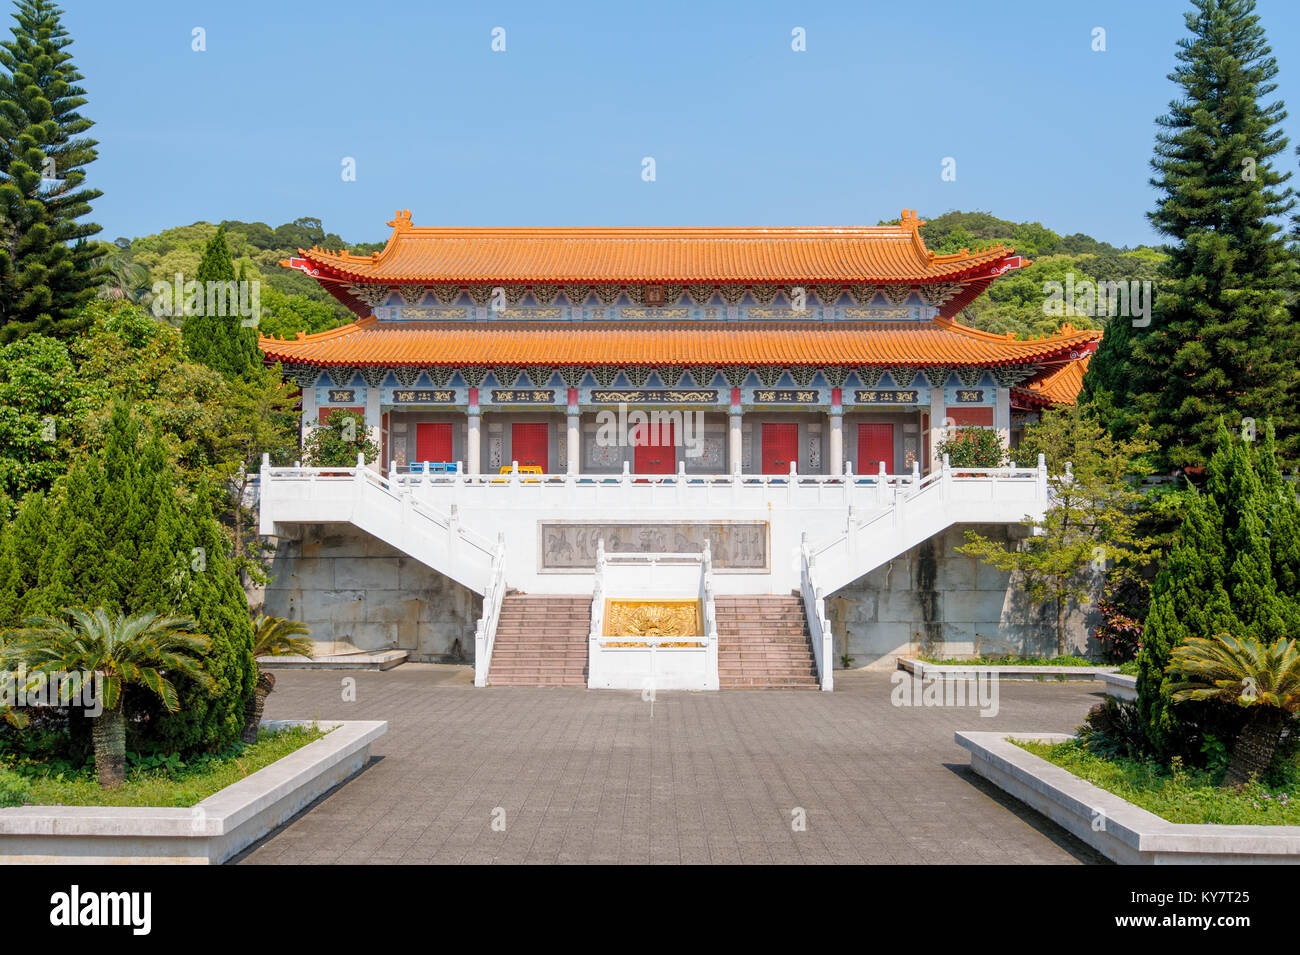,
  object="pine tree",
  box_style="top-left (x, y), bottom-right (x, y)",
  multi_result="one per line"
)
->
top-left (1085, 0), bottom-right (1300, 468)
top-left (181, 227), bottom-right (261, 379)
top-left (0, 0), bottom-right (104, 342)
